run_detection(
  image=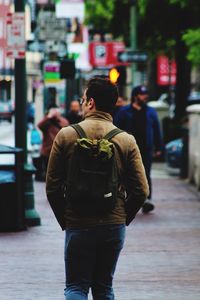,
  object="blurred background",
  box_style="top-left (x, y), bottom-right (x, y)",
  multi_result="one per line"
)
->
top-left (0, 0), bottom-right (200, 230)
top-left (1, 4), bottom-right (200, 298)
